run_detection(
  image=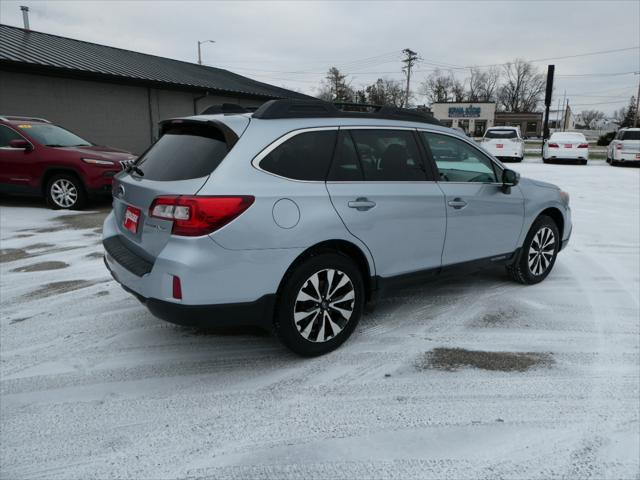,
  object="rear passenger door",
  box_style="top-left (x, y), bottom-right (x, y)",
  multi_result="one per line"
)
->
top-left (326, 128), bottom-right (446, 278)
top-left (419, 131), bottom-right (524, 266)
